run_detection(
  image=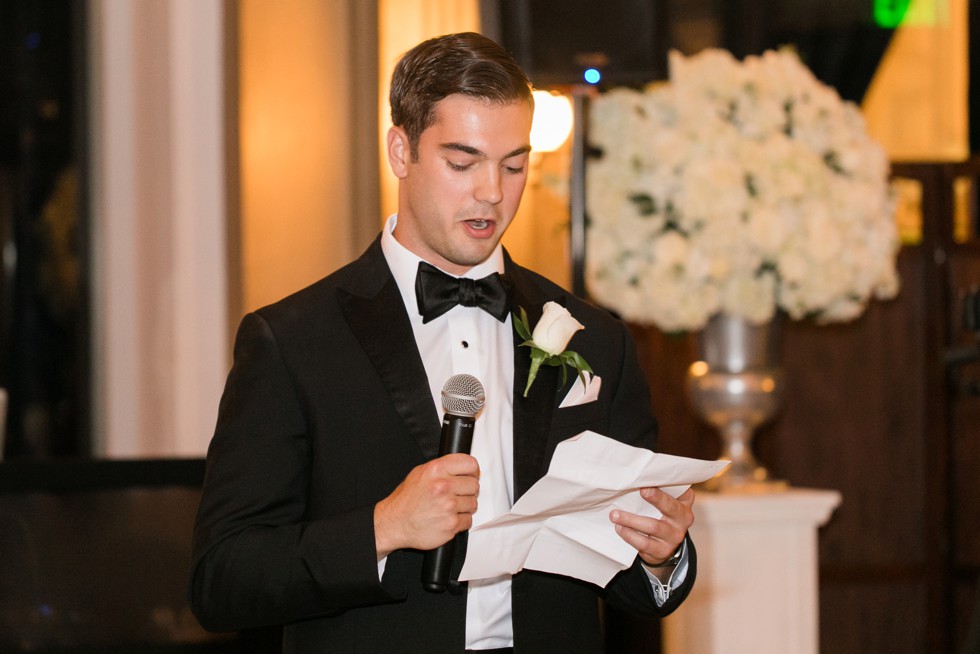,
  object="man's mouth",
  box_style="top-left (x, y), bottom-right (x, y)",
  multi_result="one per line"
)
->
top-left (466, 218), bottom-right (493, 231)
